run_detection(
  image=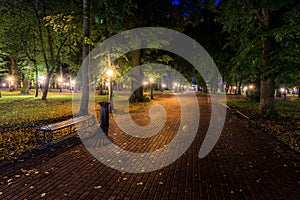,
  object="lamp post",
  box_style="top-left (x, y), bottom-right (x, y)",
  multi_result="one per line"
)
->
top-left (280, 87), bottom-right (286, 101)
top-left (173, 82), bottom-right (178, 93)
top-left (39, 76), bottom-right (45, 91)
top-left (70, 80), bottom-right (76, 92)
top-left (149, 78), bottom-right (154, 100)
top-left (7, 76), bottom-right (13, 92)
top-left (107, 69), bottom-right (114, 112)
top-left (143, 81), bottom-right (148, 92)
top-left (58, 77), bottom-right (63, 93)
